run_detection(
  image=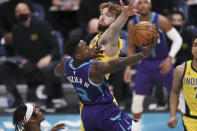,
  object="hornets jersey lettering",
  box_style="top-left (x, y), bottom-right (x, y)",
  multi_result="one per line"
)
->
top-left (89, 33), bottom-right (123, 79)
top-left (182, 60), bottom-right (197, 117)
top-left (65, 58), bottom-right (114, 105)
